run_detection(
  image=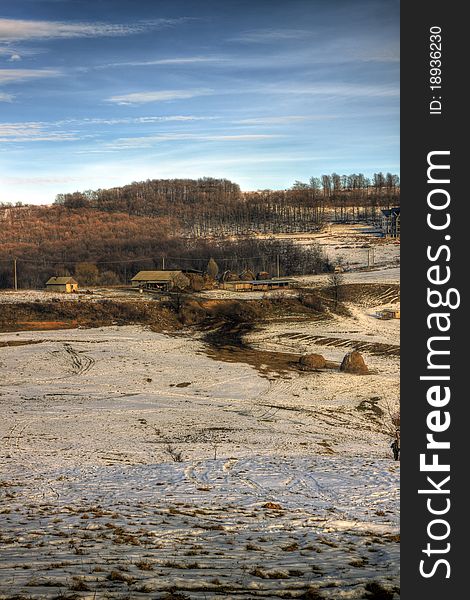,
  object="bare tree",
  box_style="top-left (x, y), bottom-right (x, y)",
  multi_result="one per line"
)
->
top-left (207, 257), bottom-right (219, 280)
top-left (328, 271), bottom-right (345, 310)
